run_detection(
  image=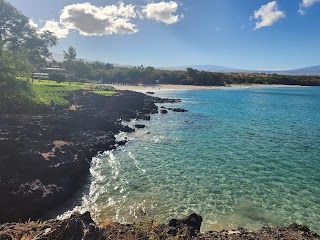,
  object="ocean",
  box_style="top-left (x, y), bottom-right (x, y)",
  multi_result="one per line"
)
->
top-left (63, 86), bottom-right (320, 232)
